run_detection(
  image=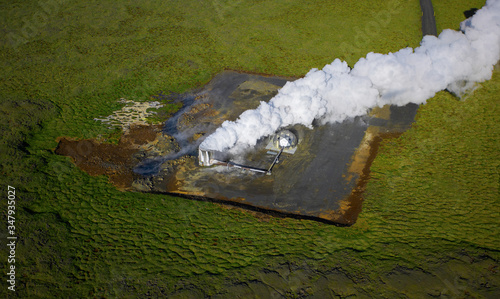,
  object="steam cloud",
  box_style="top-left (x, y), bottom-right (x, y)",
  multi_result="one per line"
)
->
top-left (201, 0), bottom-right (500, 153)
